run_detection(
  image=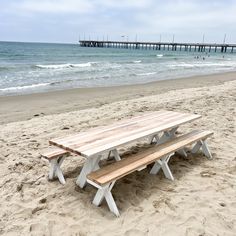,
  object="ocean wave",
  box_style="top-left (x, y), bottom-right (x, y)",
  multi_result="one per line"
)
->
top-left (156, 54), bottom-right (163, 58)
top-left (0, 66), bottom-right (8, 71)
top-left (133, 60), bottom-right (142, 63)
top-left (0, 83), bottom-right (50, 91)
top-left (137, 72), bottom-right (157, 76)
top-left (173, 63), bottom-right (195, 68)
top-left (168, 62), bottom-right (236, 69)
top-left (35, 62), bottom-right (94, 69)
